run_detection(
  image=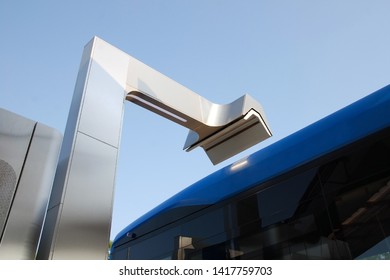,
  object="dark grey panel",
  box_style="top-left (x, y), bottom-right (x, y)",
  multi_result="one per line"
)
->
top-left (0, 160), bottom-right (17, 236)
